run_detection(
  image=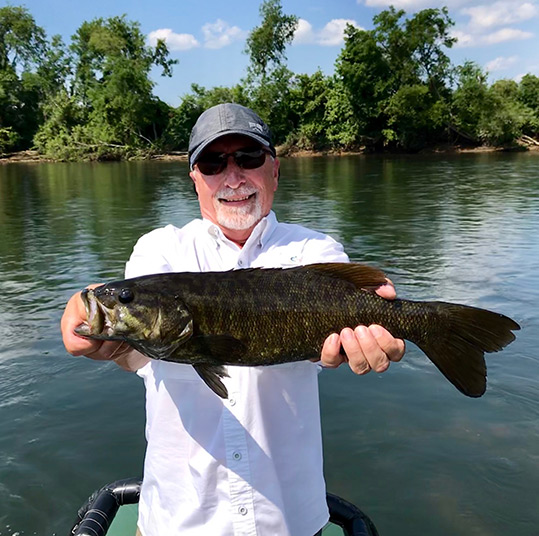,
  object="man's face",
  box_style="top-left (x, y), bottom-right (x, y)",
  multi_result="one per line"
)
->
top-left (190, 135), bottom-right (279, 240)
